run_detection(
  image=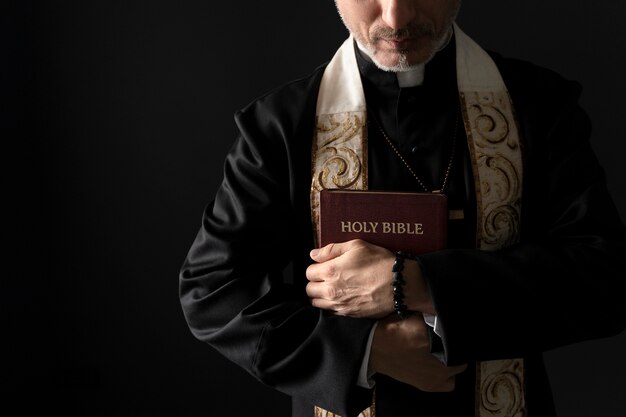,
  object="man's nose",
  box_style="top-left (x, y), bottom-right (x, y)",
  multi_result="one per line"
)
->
top-left (381, 0), bottom-right (416, 30)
